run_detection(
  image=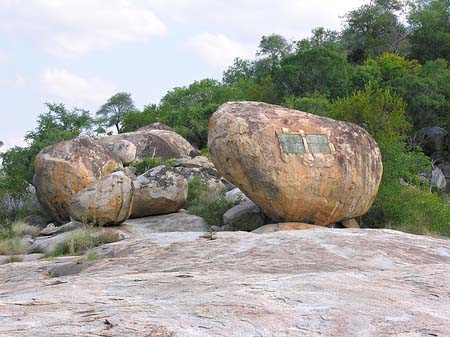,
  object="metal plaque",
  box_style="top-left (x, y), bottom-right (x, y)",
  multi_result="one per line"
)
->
top-left (306, 135), bottom-right (331, 154)
top-left (278, 134), bottom-right (306, 154)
